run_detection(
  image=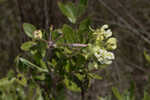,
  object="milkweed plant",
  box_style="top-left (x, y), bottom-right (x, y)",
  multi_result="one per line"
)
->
top-left (0, 0), bottom-right (117, 100)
